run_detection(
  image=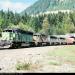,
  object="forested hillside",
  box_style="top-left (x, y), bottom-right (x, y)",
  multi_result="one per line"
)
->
top-left (0, 10), bottom-right (75, 35)
top-left (23, 0), bottom-right (75, 15)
